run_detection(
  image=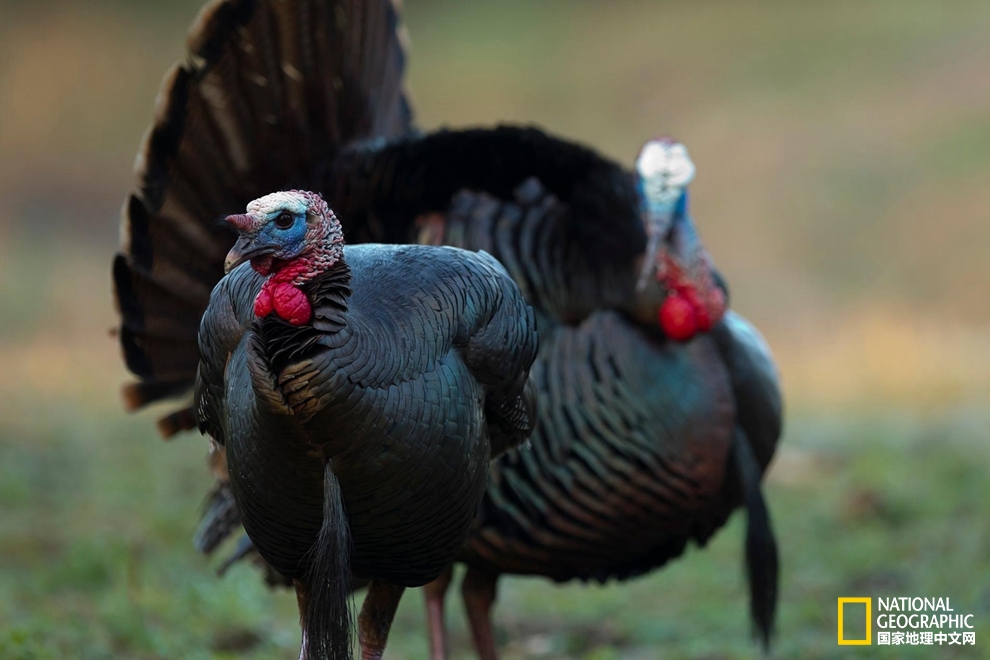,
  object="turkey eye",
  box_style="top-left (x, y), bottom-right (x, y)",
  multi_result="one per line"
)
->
top-left (275, 212), bottom-right (294, 229)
